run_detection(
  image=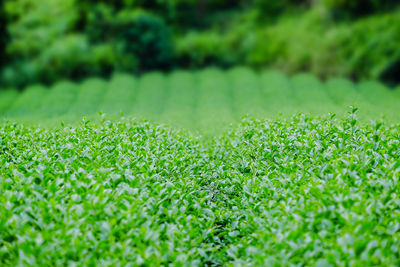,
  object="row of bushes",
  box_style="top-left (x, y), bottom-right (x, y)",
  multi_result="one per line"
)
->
top-left (1, 0), bottom-right (400, 88)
